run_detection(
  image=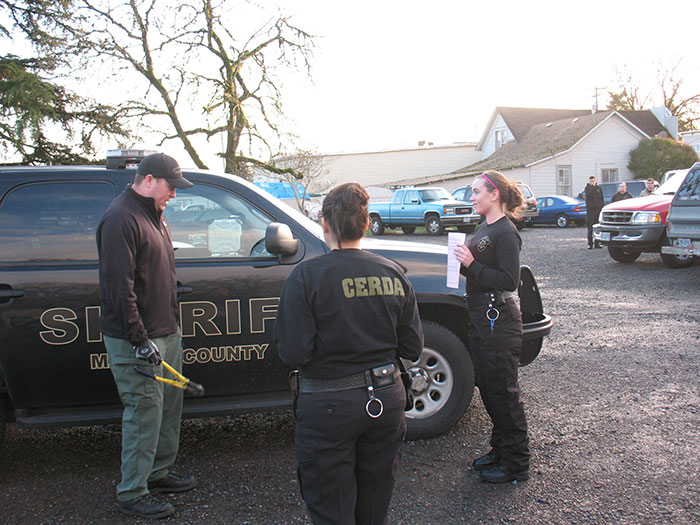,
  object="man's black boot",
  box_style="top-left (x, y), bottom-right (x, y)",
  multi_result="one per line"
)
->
top-left (118, 494), bottom-right (175, 519)
top-left (479, 462), bottom-right (529, 483)
top-left (149, 472), bottom-right (198, 494)
top-left (472, 450), bottom-right (500, 471)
